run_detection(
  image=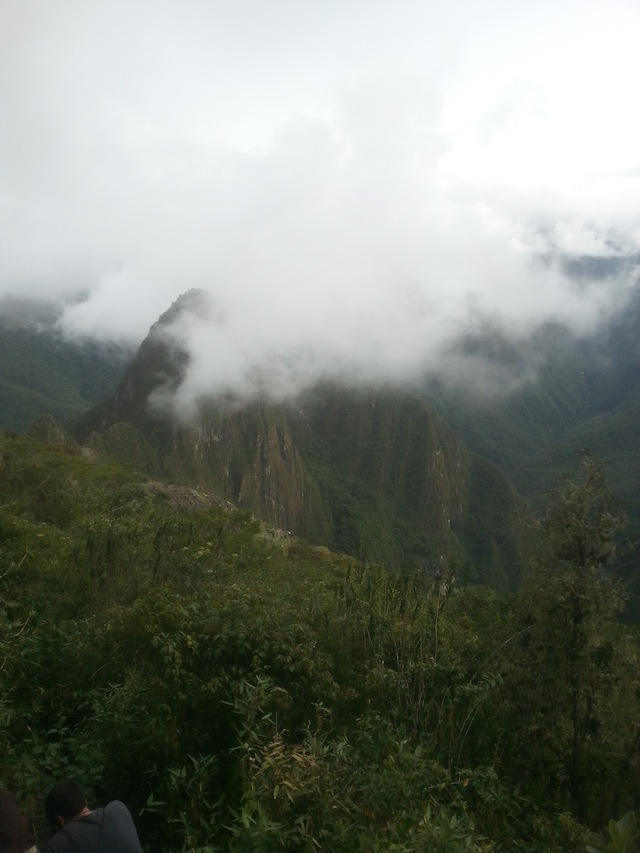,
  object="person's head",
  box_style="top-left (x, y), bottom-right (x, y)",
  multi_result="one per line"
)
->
top-left (0, 789), bottom-right (28, 853)
top-left (44, 780), bottom-right (87, 829)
